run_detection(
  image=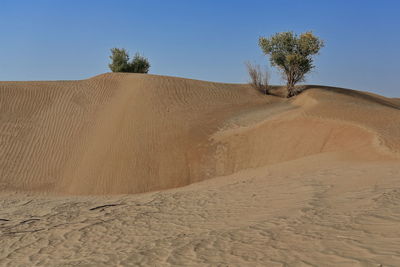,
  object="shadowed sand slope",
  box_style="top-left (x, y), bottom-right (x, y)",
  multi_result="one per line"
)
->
top-left (0, 73), bottom-right (399, 194)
